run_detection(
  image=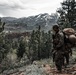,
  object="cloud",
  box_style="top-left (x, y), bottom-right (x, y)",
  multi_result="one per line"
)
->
top-left (0, 0), bottom-right (25, 9)
top-left (0, 13), bottom-right (3, 17)
top-left (0, 0), bottom-right (63, 18)
top-left (0, 0), bottom-right (35, 17)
